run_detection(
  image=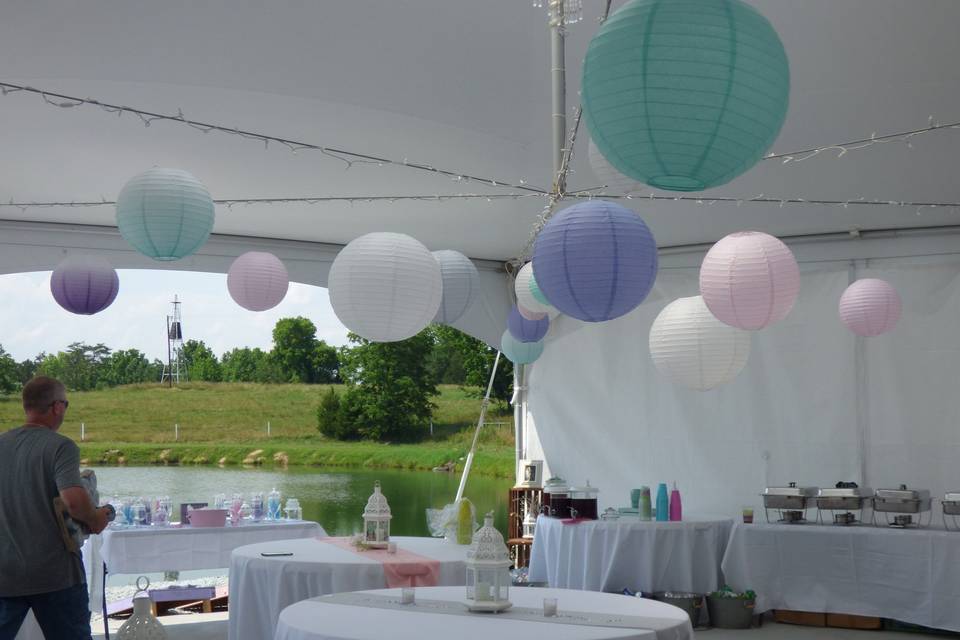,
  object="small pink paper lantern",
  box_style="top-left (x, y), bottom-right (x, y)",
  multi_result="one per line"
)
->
top-left (517, 303), bottom-right (547, 321)
top-left (699, 231), bottom-right (800, 330)
top-left (839, 279), bottom-right (901, 337)
top-left (227, 251), bottom-right (289, 311)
